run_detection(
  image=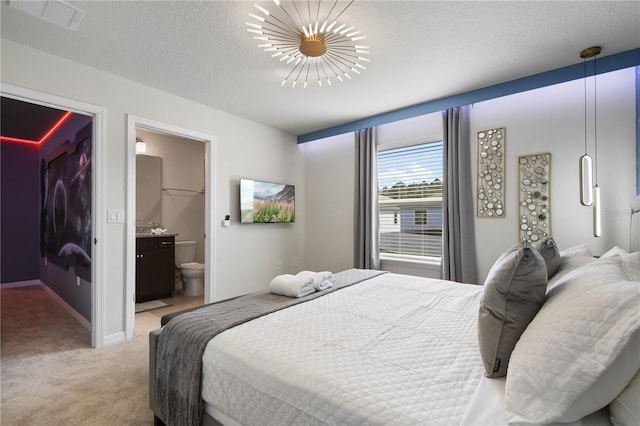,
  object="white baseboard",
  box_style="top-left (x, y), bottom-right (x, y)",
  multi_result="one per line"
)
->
top-left (0, 279), bottom-right (42, 289)
top-left (103, 331), bottom-right (126, 347)
top-left (2, 280), bottom-right (92, 331)
top-left (39, 282), bottom-right (92, 331)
